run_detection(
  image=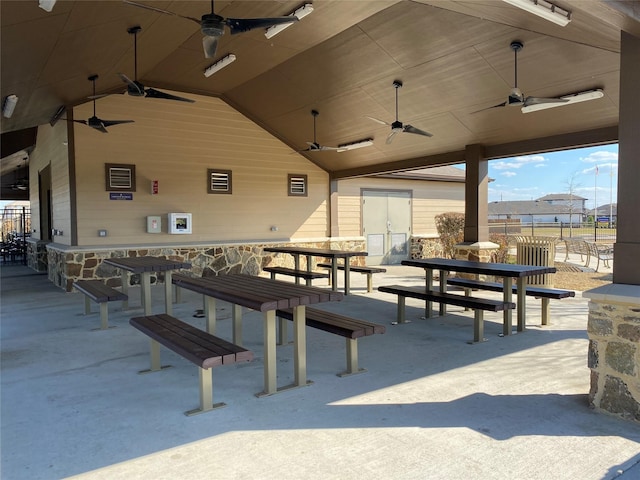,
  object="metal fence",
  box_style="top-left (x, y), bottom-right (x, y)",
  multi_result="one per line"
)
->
top-left (489, 221), bottom-right (616, 243)
top-left (1, 206), bottom-right (31, 265)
